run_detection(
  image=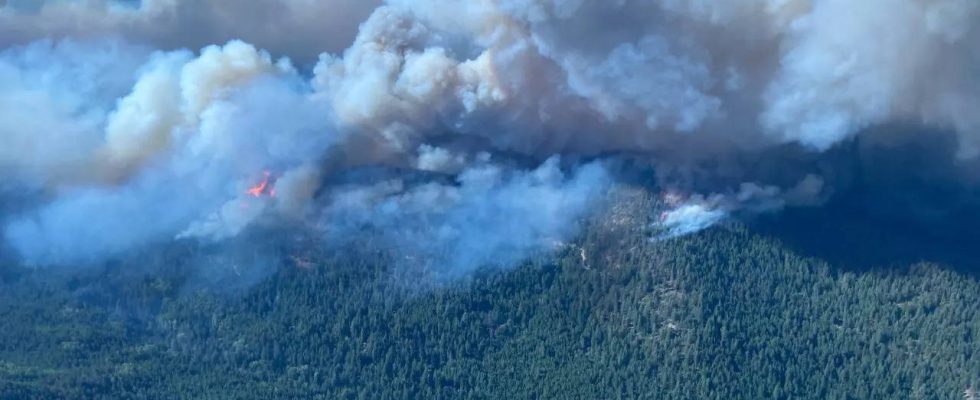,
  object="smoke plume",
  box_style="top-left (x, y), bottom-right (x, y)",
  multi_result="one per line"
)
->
top-left (0, 0), bottom-right (380, 64)
top-left (2, 0), bottom-right (979, 280)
